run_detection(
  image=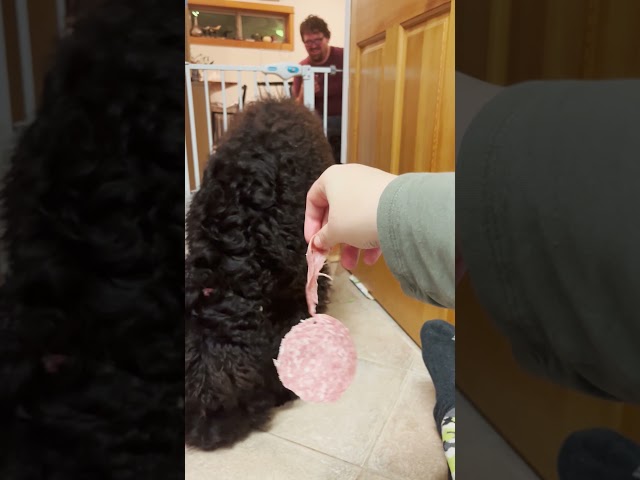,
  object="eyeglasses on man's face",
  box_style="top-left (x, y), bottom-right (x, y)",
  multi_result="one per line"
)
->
top-left (303, 36), bottom-right (325, 47)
